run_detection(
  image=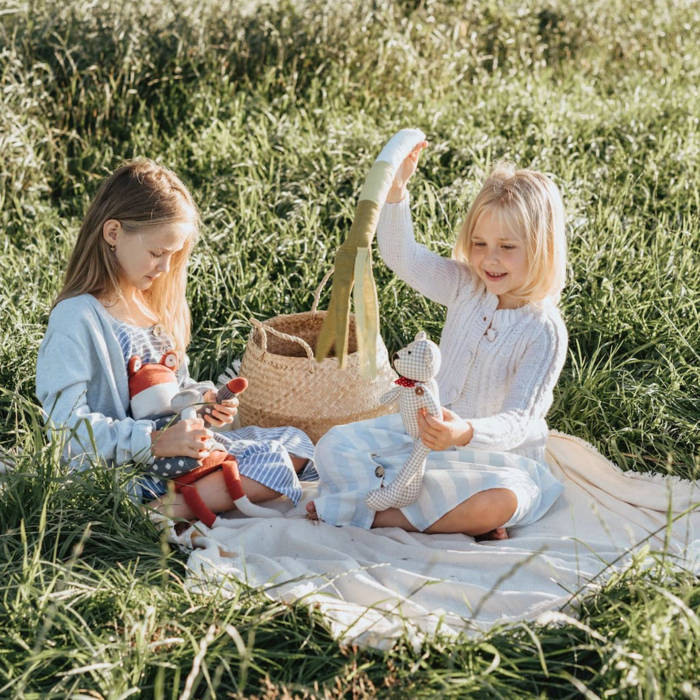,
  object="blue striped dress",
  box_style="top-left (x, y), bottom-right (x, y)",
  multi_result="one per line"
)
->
top-left (313, 412), bottom-right (563, 531)
top-left (110, 318), bottom-right (317, 503)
